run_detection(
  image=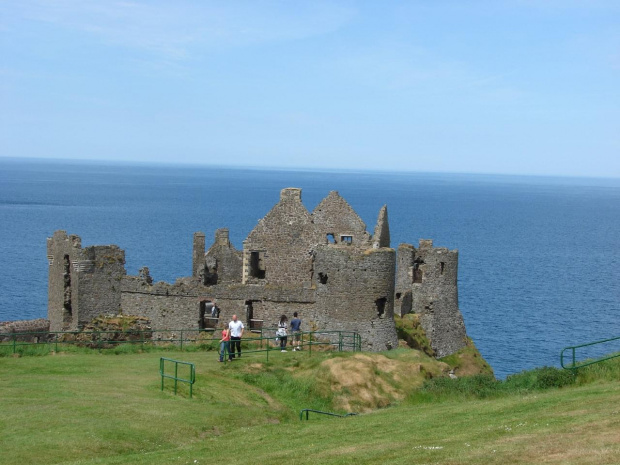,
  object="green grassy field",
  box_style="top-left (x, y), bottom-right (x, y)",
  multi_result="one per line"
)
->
top-left (1, 347), bottom-right (619, 465)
